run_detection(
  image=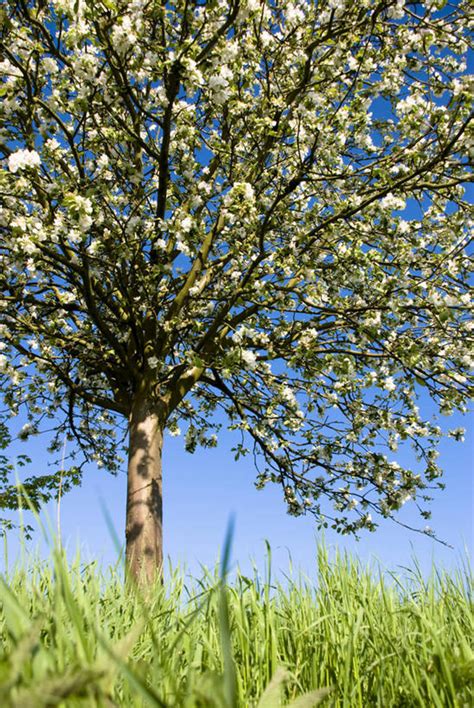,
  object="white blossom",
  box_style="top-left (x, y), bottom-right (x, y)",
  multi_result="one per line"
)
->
top-left (45, 138), bottom-right (61, 151)
top-left (241, 350), bottom-right (257, 369)
top-left (383, 377), bottom-right (397, 392)
top-left (208, 68), bottom-right (233, 105)
top-left (97, 154), bottom-right (109, 168)
top-left (180, 216), bottom-right (193, 233)
top-left (379, 193), bottom-right (406, 211)
top-left (387, 0), bottom-right (405, 19)
top-left (8, 149), bottom-right (41, 173)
